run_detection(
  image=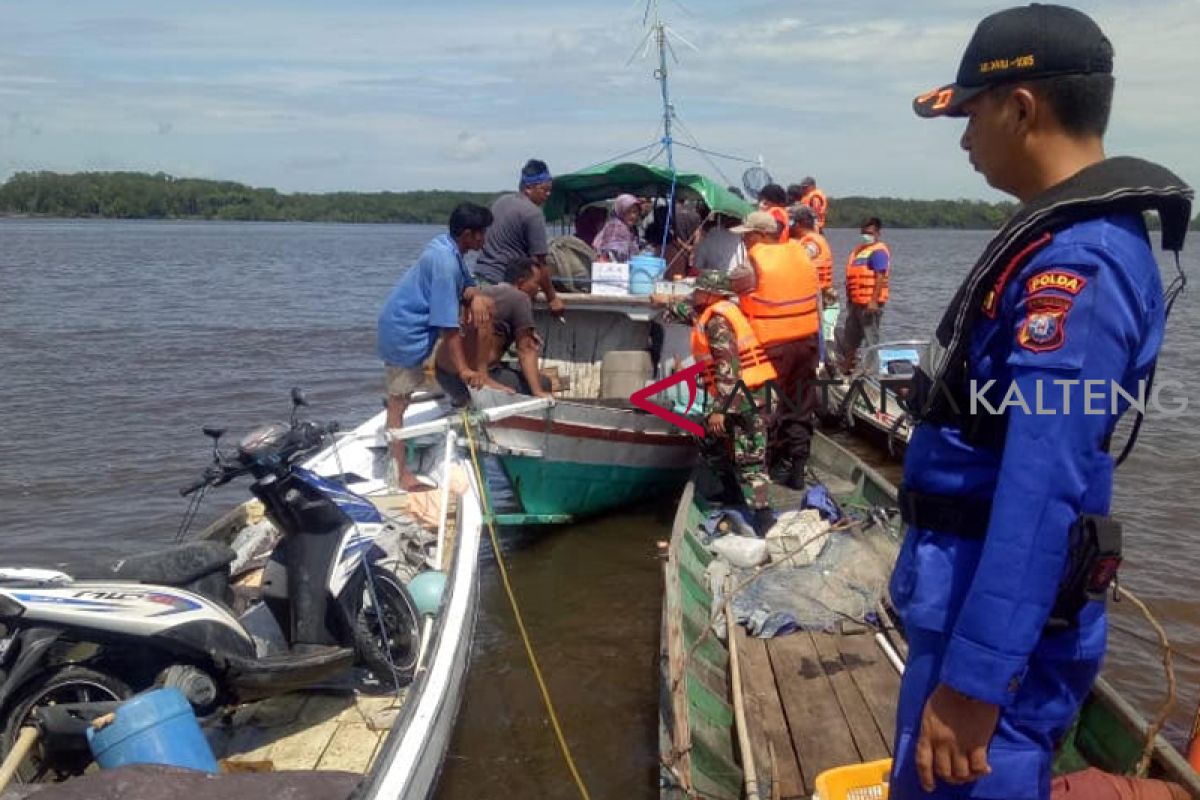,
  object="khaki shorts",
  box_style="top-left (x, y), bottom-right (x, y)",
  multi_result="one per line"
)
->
top-left (384, 364), bottom-right (425, 398)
